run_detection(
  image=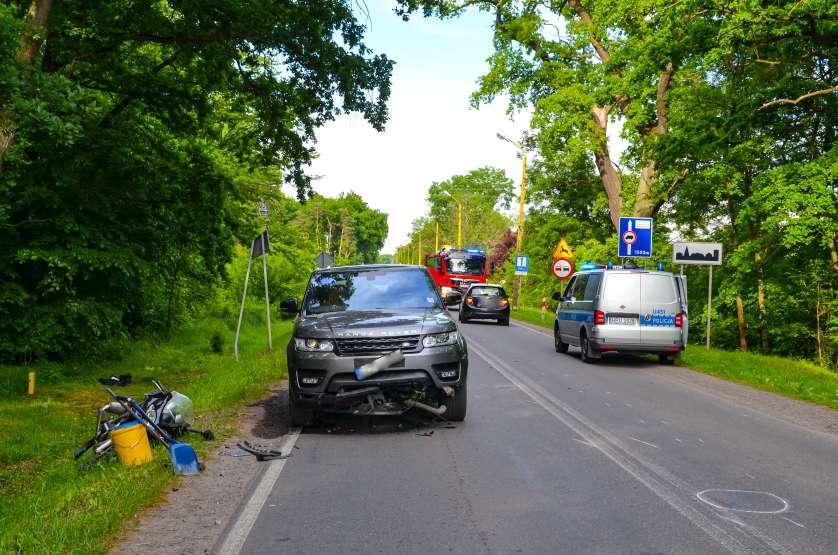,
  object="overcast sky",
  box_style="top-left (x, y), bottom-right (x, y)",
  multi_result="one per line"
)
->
top-left (283, 1), bottom-right (529, 253)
